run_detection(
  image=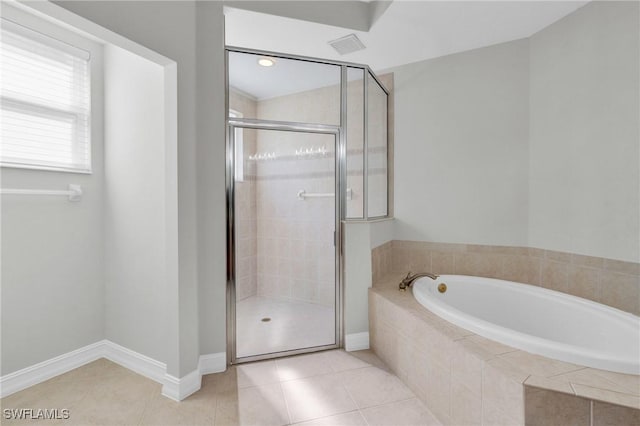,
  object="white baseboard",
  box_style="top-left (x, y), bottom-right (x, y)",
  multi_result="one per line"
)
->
top-left (1, 342), bottom-right (227, 401)
top-left (198, 352), bottom-right (226, 375)
top-left (345, 332), bottom-right (370, 351)
top-left (0, 341), bottom-right (104, 398)
top-left (161, 369), bottom-right (201, 402)
top-left (102, 340), bottom-right (166, 384)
